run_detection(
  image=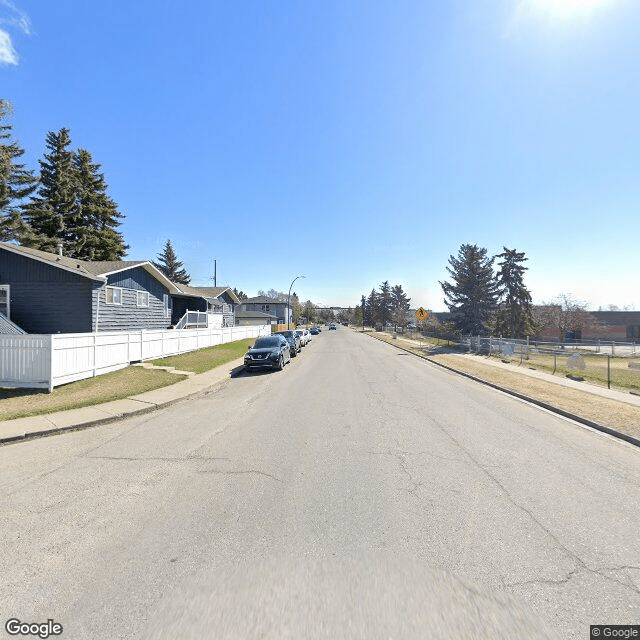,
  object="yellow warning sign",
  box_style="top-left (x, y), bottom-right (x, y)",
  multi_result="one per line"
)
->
top-left (415, 307), bottom-right (428, 321)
